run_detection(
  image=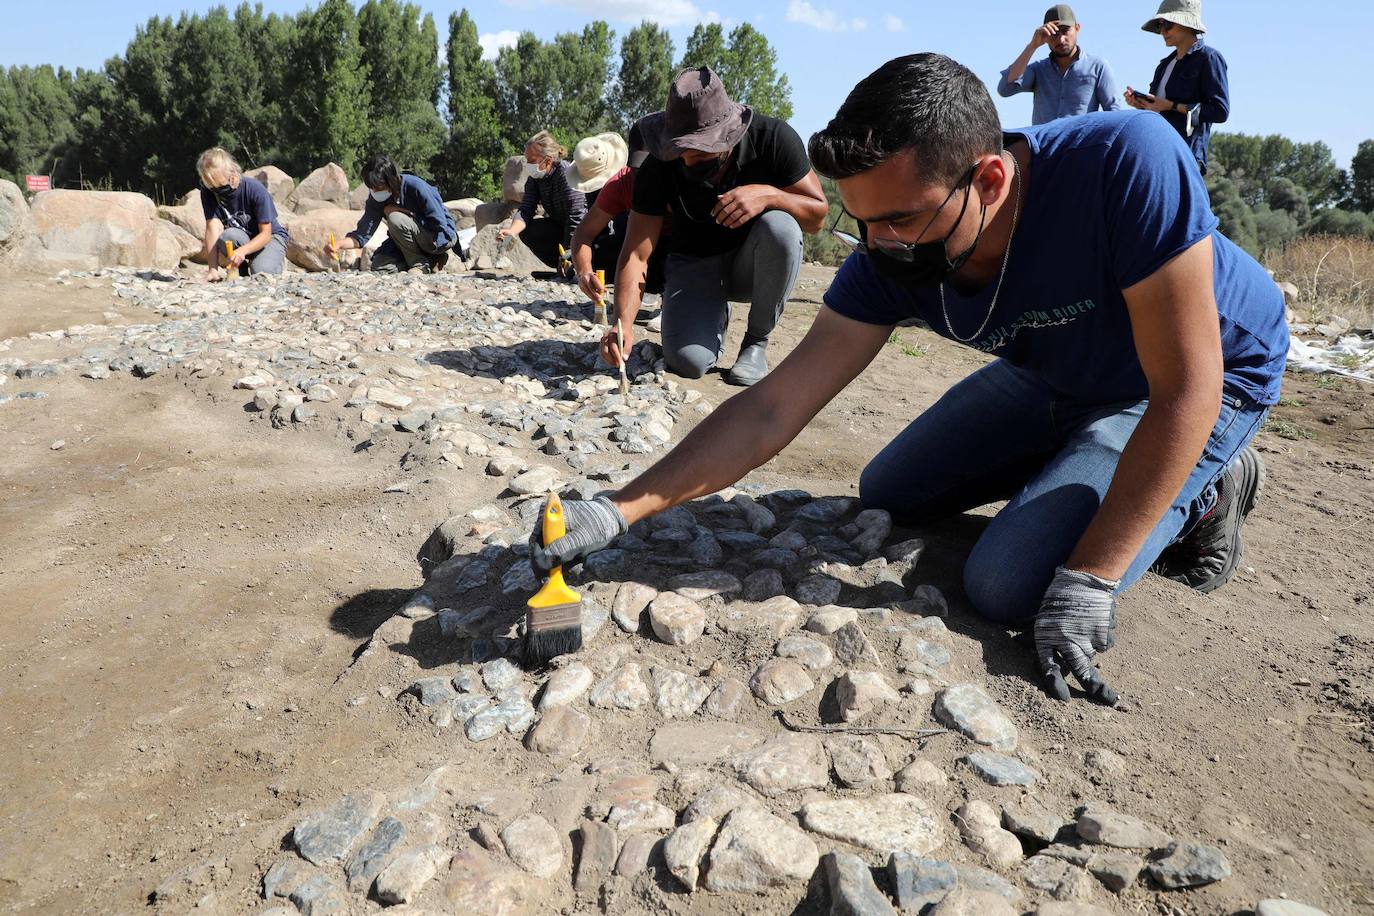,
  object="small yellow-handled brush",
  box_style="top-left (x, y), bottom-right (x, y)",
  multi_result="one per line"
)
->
top-left (616, 319), bottom-right (630, 398)
top-left (593, 268), bottom-right (608, 326)
top-left (328, 232), bottom-right (340, 271)
top-left (524, 493), bottom-right (583, 667)
top-left (223, 239), bottom-right (236, 279)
